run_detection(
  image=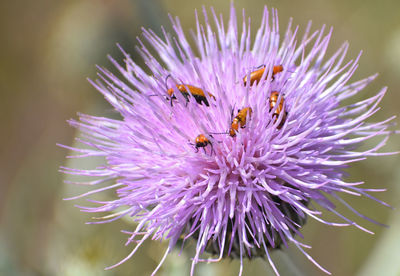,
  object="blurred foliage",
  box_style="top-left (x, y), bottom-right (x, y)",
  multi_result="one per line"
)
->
top-left (1, 0), bottom-right (399, 275)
